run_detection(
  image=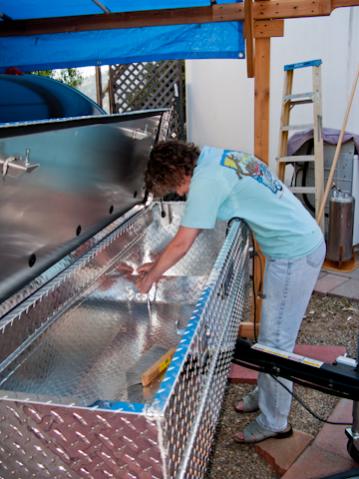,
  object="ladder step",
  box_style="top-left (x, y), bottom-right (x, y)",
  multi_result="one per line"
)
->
top-left (284, 92), bottom-right (314, 102)
top-left (281, 124), bottom-right (313, 131)
top-left (290, 186), bottom-right (316, 194)
top-left (284, 59), bottom-right (322, 71)
top-left (284, 92), bottom-right (315, 105)
top-left (278, 155), bottom-right (315, 163)
top-left (289, 99), bottom-right (315, 106)
top-left (278, 60), bottom-right (324, 231)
